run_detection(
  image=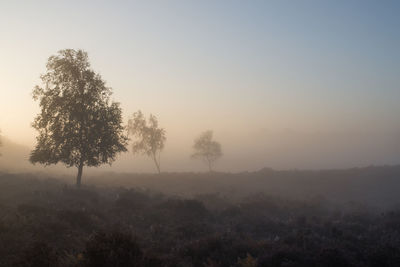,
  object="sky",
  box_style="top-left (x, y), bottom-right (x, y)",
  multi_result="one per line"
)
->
top-left (0, 1), bottom-right (399, 172)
